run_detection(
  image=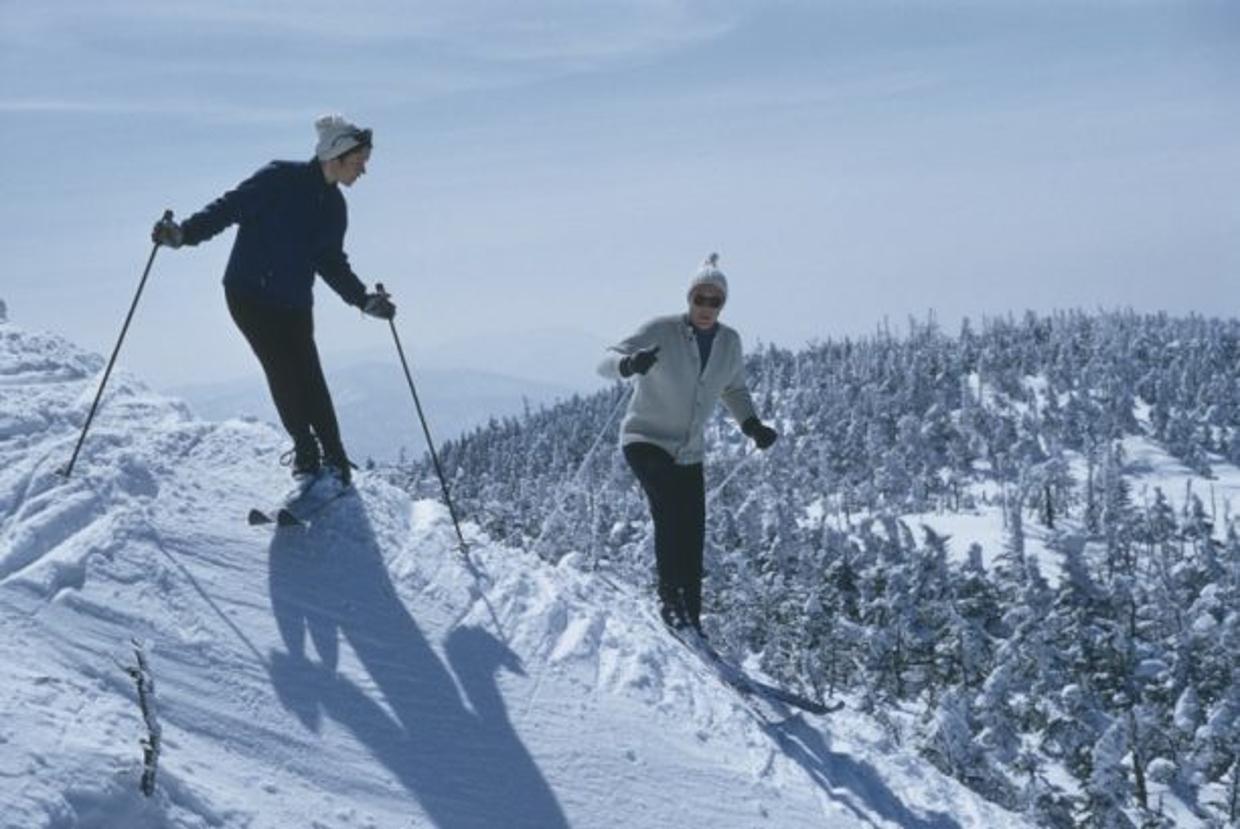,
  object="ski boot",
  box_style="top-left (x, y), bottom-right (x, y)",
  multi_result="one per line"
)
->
top-left (682, 582), bottom-right (705, 639)
top-left (281, 437), bottom-right (322, 481)
top-left (322, 448), bottom-right (357, 488)
top-left (658, 583), bottom-right (688, 630)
